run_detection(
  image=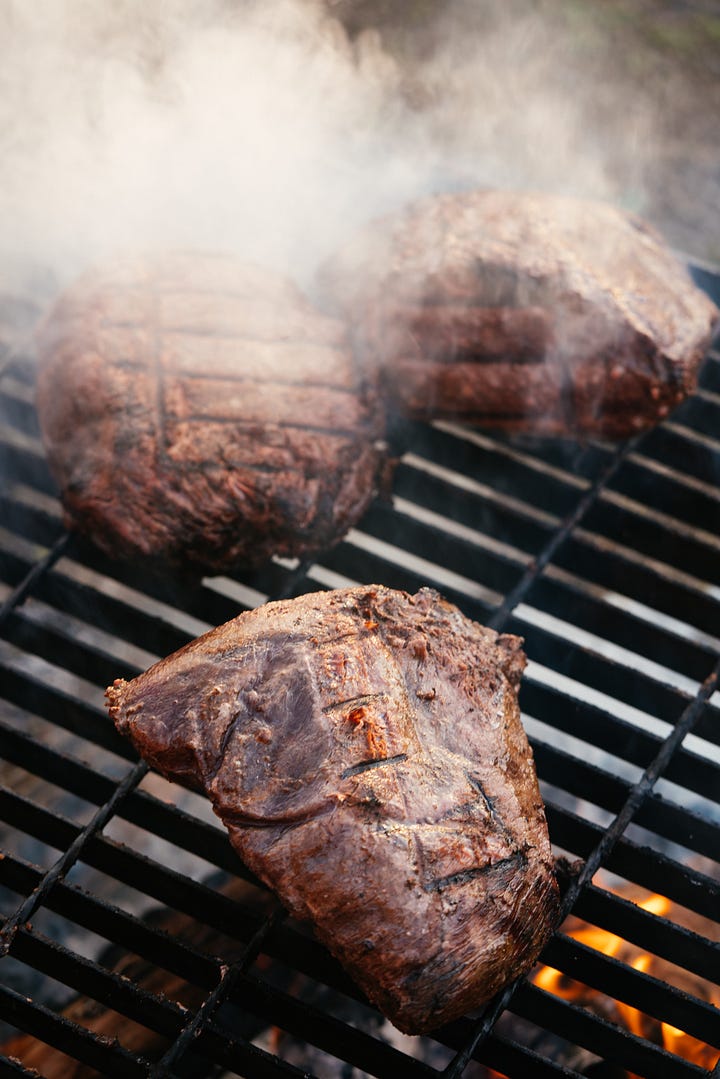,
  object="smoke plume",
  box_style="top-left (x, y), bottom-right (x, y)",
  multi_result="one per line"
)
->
top-left (0, 0), bottom-right (669, 291)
